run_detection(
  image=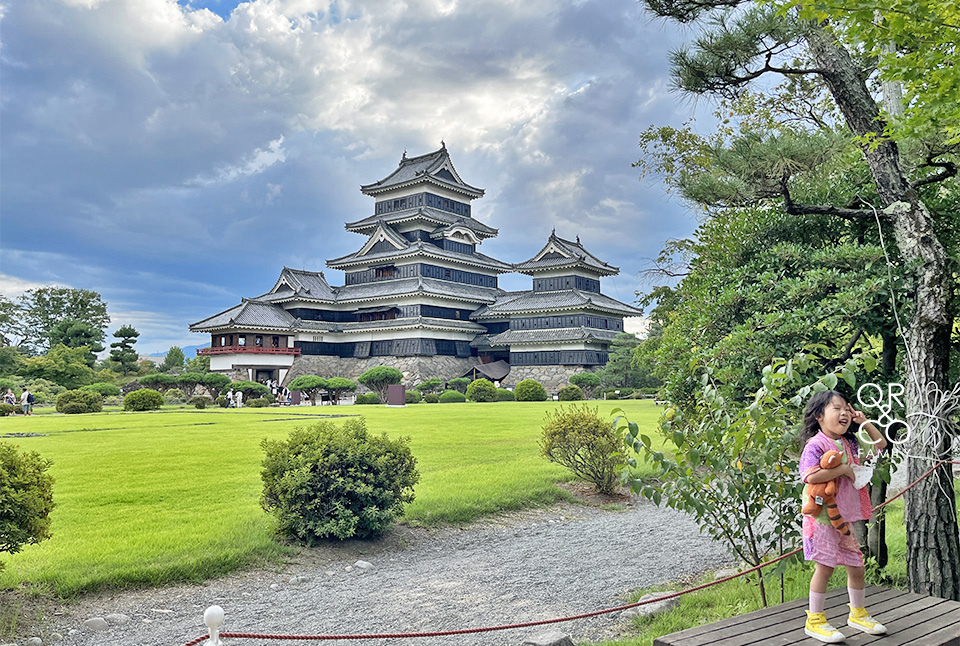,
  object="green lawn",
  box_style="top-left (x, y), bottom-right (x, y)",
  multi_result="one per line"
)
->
top-left (0, 399), bottom-right (663, 597)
